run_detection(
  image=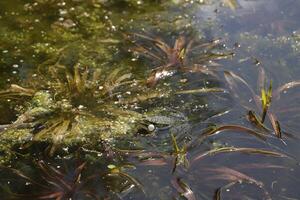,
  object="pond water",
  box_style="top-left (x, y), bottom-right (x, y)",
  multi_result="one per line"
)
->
top-left (0, 0), bottom-right (300, 199)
